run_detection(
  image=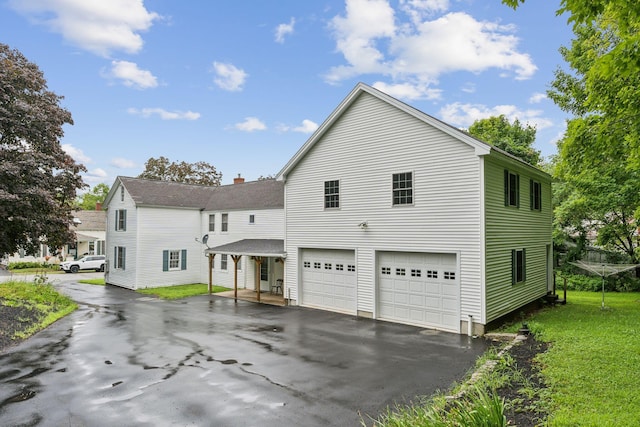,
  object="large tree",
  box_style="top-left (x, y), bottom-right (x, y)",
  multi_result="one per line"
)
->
top-left (548, 16), bottom-right (640, 266)
top-left (138, 156), bottom-right (222, 186)
top-left (467, 115), bottom-right (541, 165)
top-left (0, 43), bottom-right (86, 256)
top-left (77, 183), bottom-right (110, 210)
